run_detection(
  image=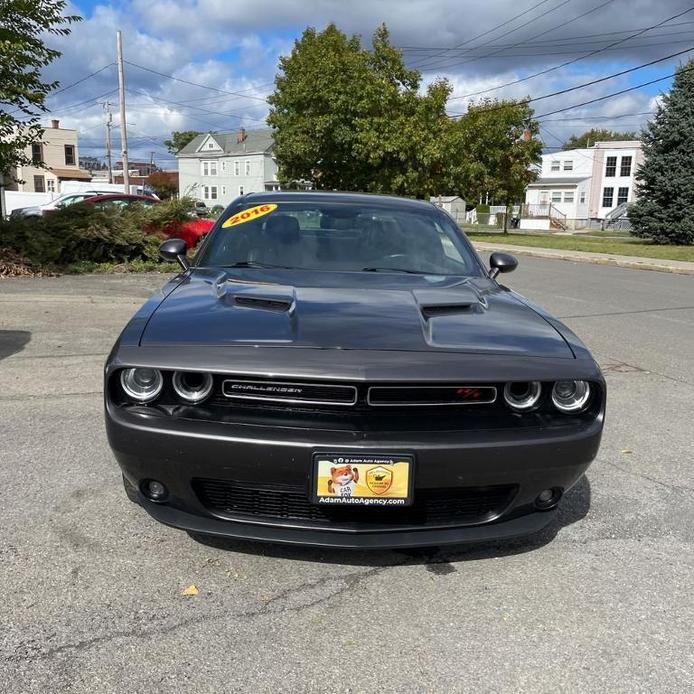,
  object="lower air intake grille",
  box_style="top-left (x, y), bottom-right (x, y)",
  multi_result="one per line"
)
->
top-left (192, 479), bottom-right (516, 529)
